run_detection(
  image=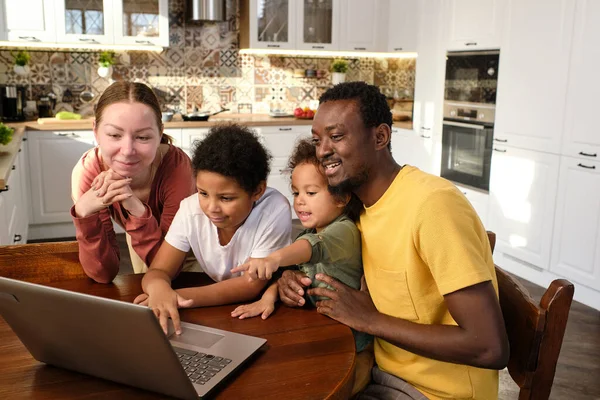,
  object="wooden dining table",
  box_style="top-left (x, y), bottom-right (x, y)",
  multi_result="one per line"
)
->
top-left (0, 273), bottom-right (356, 399)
